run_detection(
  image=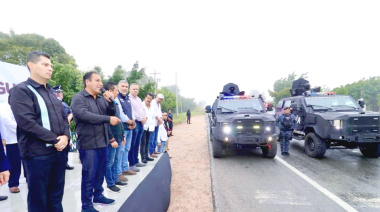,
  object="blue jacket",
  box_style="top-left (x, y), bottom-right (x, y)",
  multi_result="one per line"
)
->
top-left (276, 113), bottom-right (298, 131)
